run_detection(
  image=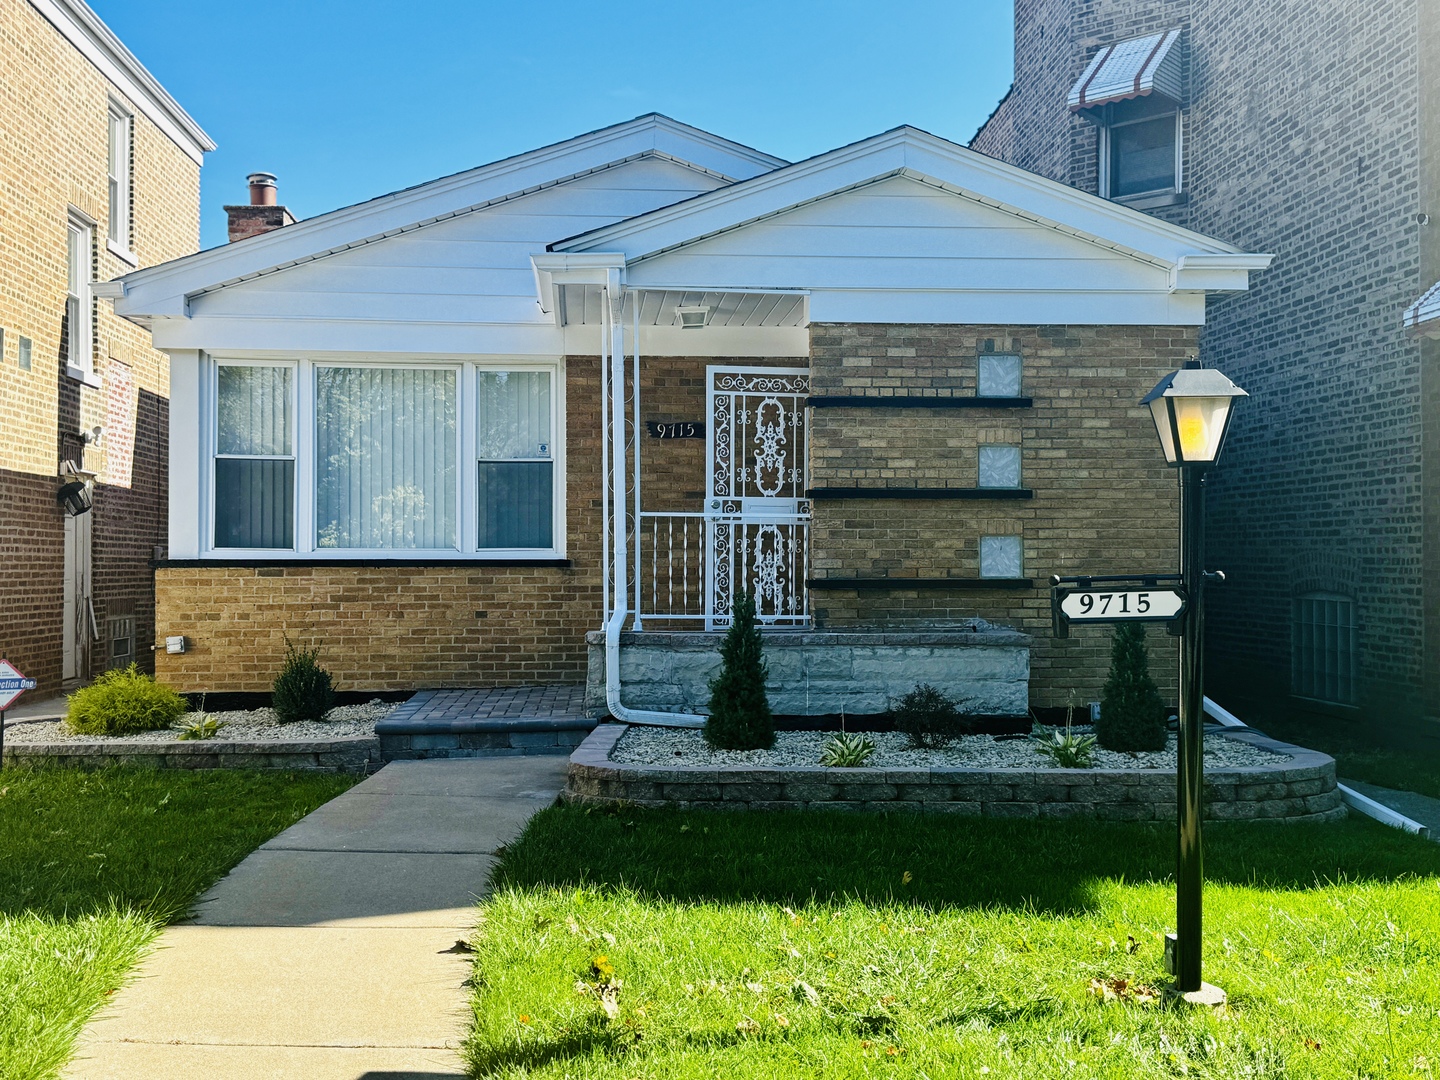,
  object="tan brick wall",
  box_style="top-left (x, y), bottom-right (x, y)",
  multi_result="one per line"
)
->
top-left (808, 323), bottom-right (1194, 708)
top-left (0, 0), bottom-right (202, 691)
